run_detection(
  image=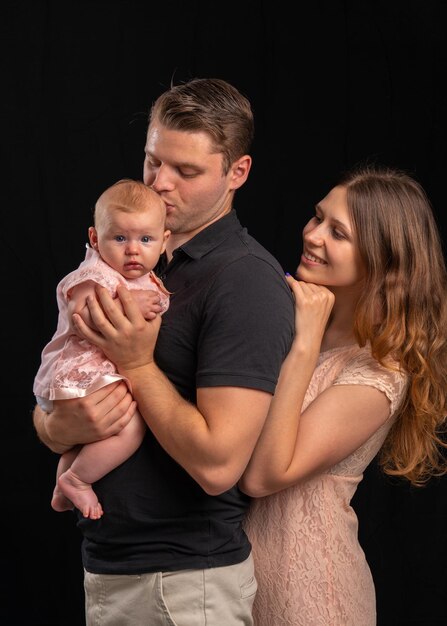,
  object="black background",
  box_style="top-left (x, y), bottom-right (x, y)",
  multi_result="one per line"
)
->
top-left (2, 1), bottom-right (447, 625)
